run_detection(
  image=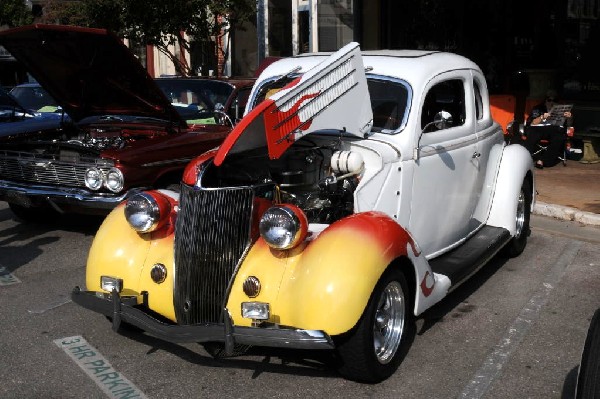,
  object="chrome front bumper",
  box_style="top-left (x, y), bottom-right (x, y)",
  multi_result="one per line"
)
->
top-left (71, 287), bottom-right (335, 352)
top-left (0, 180), bottom-right (143, 211)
